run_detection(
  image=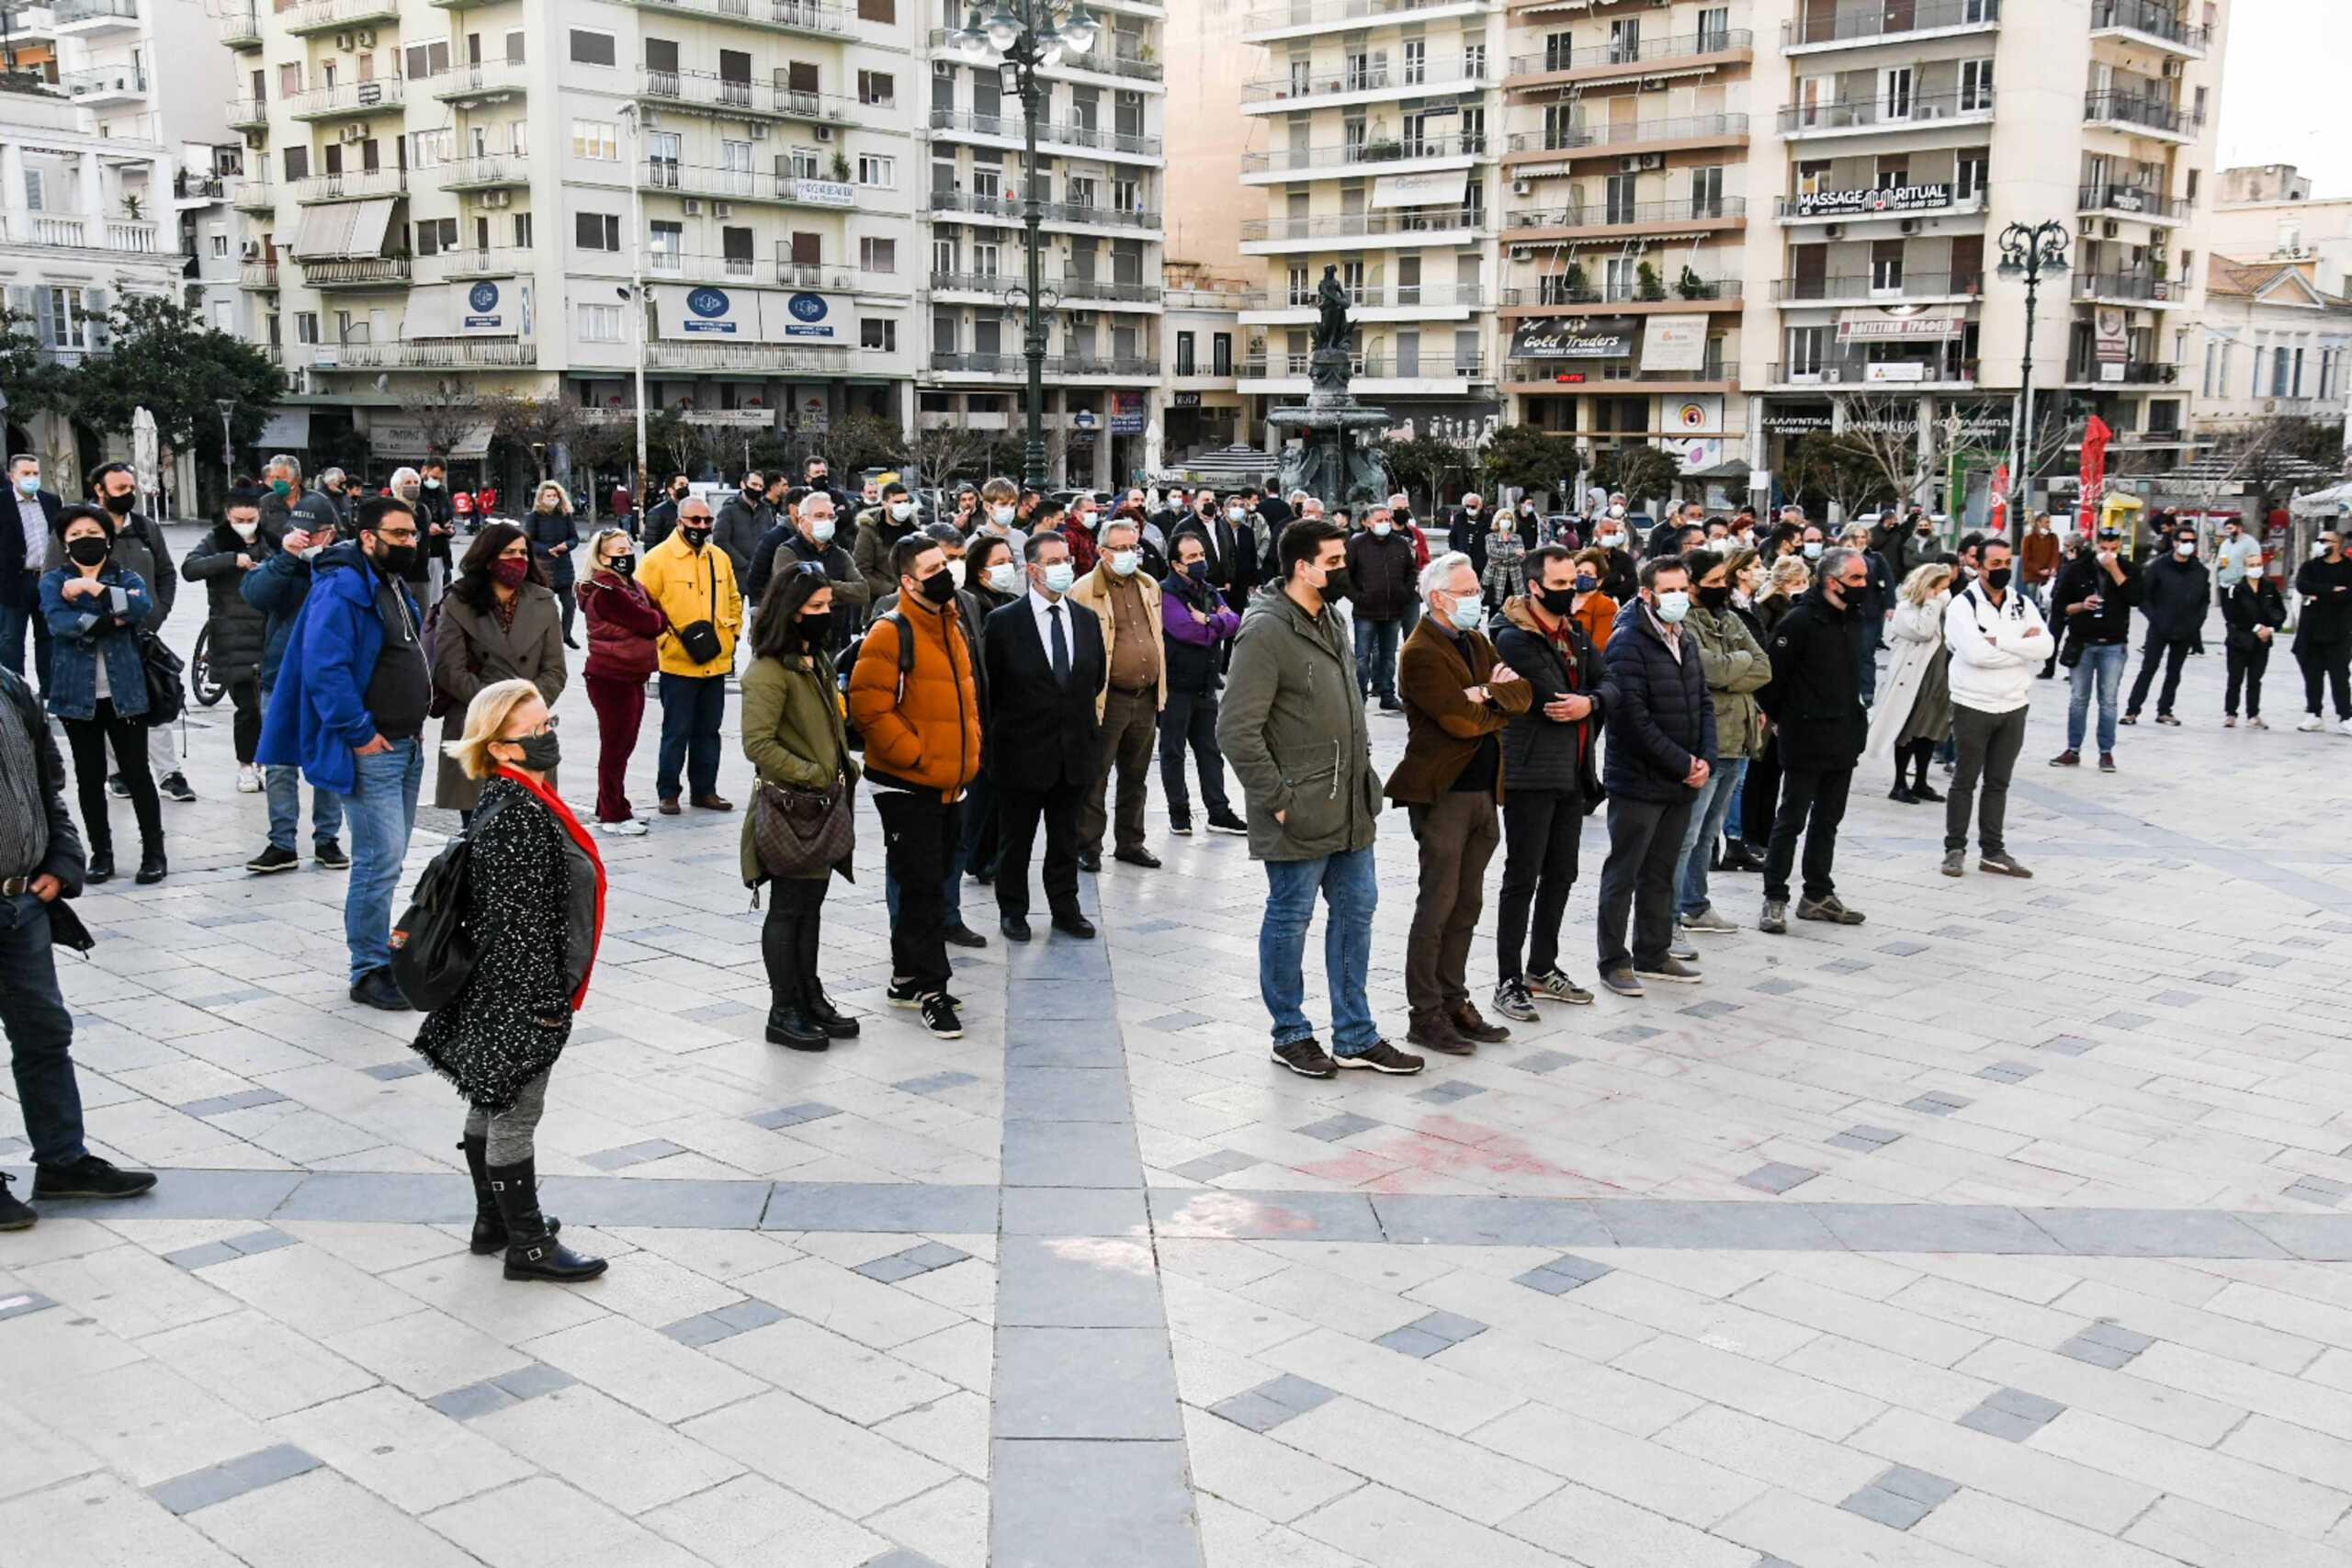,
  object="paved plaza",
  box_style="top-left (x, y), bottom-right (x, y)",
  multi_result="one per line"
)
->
top-left (7, 531), bottom-right (2352, 1568)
